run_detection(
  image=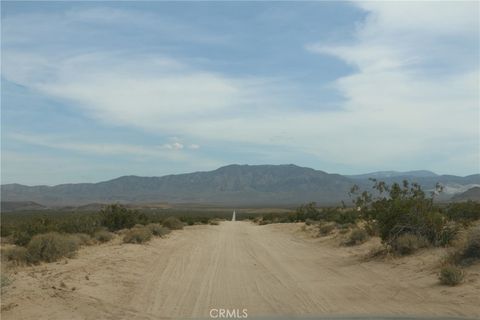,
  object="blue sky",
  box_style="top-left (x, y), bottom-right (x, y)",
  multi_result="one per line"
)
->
top-left (1, 1), bottom-right (479, 185)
